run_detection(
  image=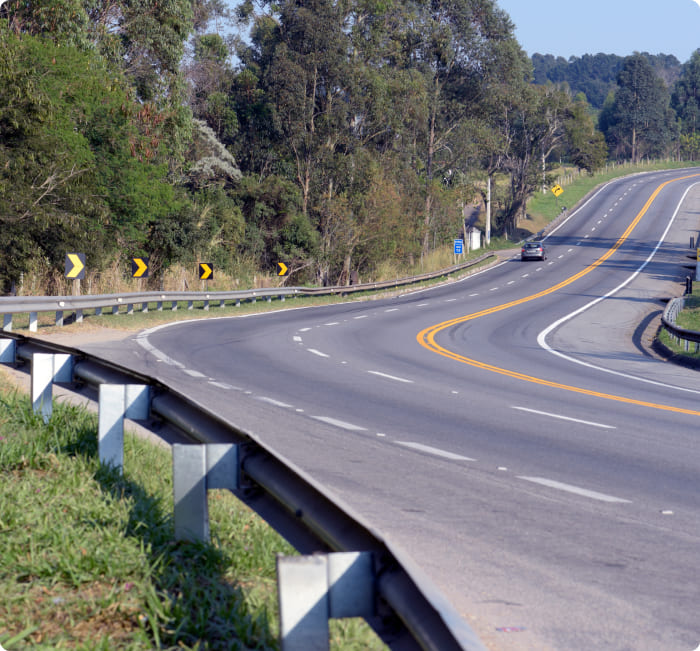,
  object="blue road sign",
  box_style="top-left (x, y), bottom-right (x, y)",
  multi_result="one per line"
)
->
top-left (454, 239), bottom-right (464, 255)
